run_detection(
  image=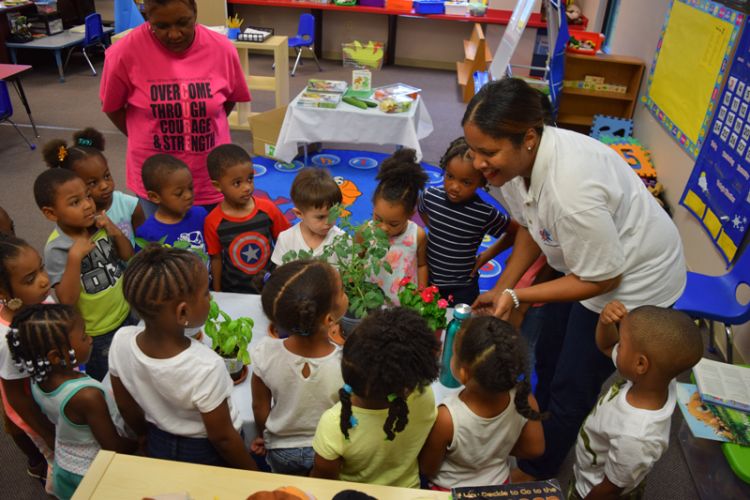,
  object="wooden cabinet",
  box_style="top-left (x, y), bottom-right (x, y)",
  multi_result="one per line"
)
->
top-left (557, 53), bottom-right (645, 132)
